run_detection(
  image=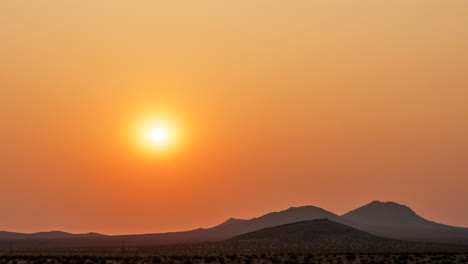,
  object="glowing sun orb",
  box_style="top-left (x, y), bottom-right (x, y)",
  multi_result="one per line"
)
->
top-left (134, 118), bottom-right (178, 152)
top-left (129, 114), bottom-right (183, 156)
top-left (149, 127), bottom-right (167, 143)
